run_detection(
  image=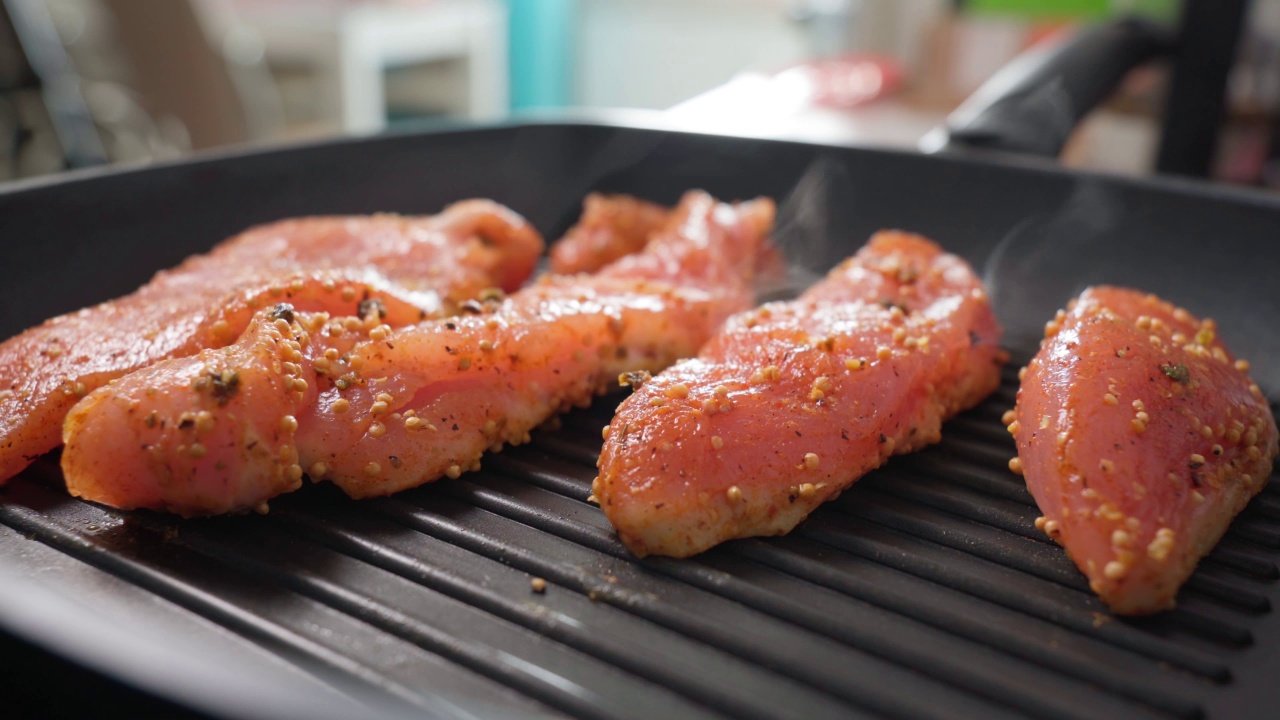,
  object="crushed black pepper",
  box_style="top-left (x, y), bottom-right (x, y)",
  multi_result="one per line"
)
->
top-left (268, 303), bottom-right (295, 324)
top-left (357, 297), bottom-right (387, 320)
top-left (209, 370), bottom-right (240, 406)
top-left (618, 370), bottom-right (651, 389)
